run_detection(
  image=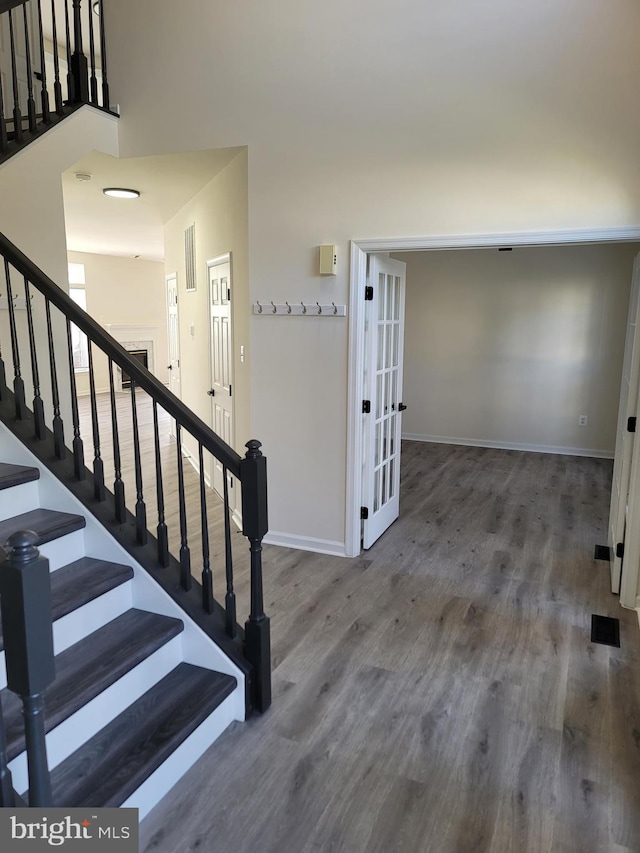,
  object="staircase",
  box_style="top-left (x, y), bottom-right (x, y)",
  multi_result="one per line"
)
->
top-left (0, 423), bottom-right (244, 818)
top-left (0, 1), bottom-right (271, 815)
